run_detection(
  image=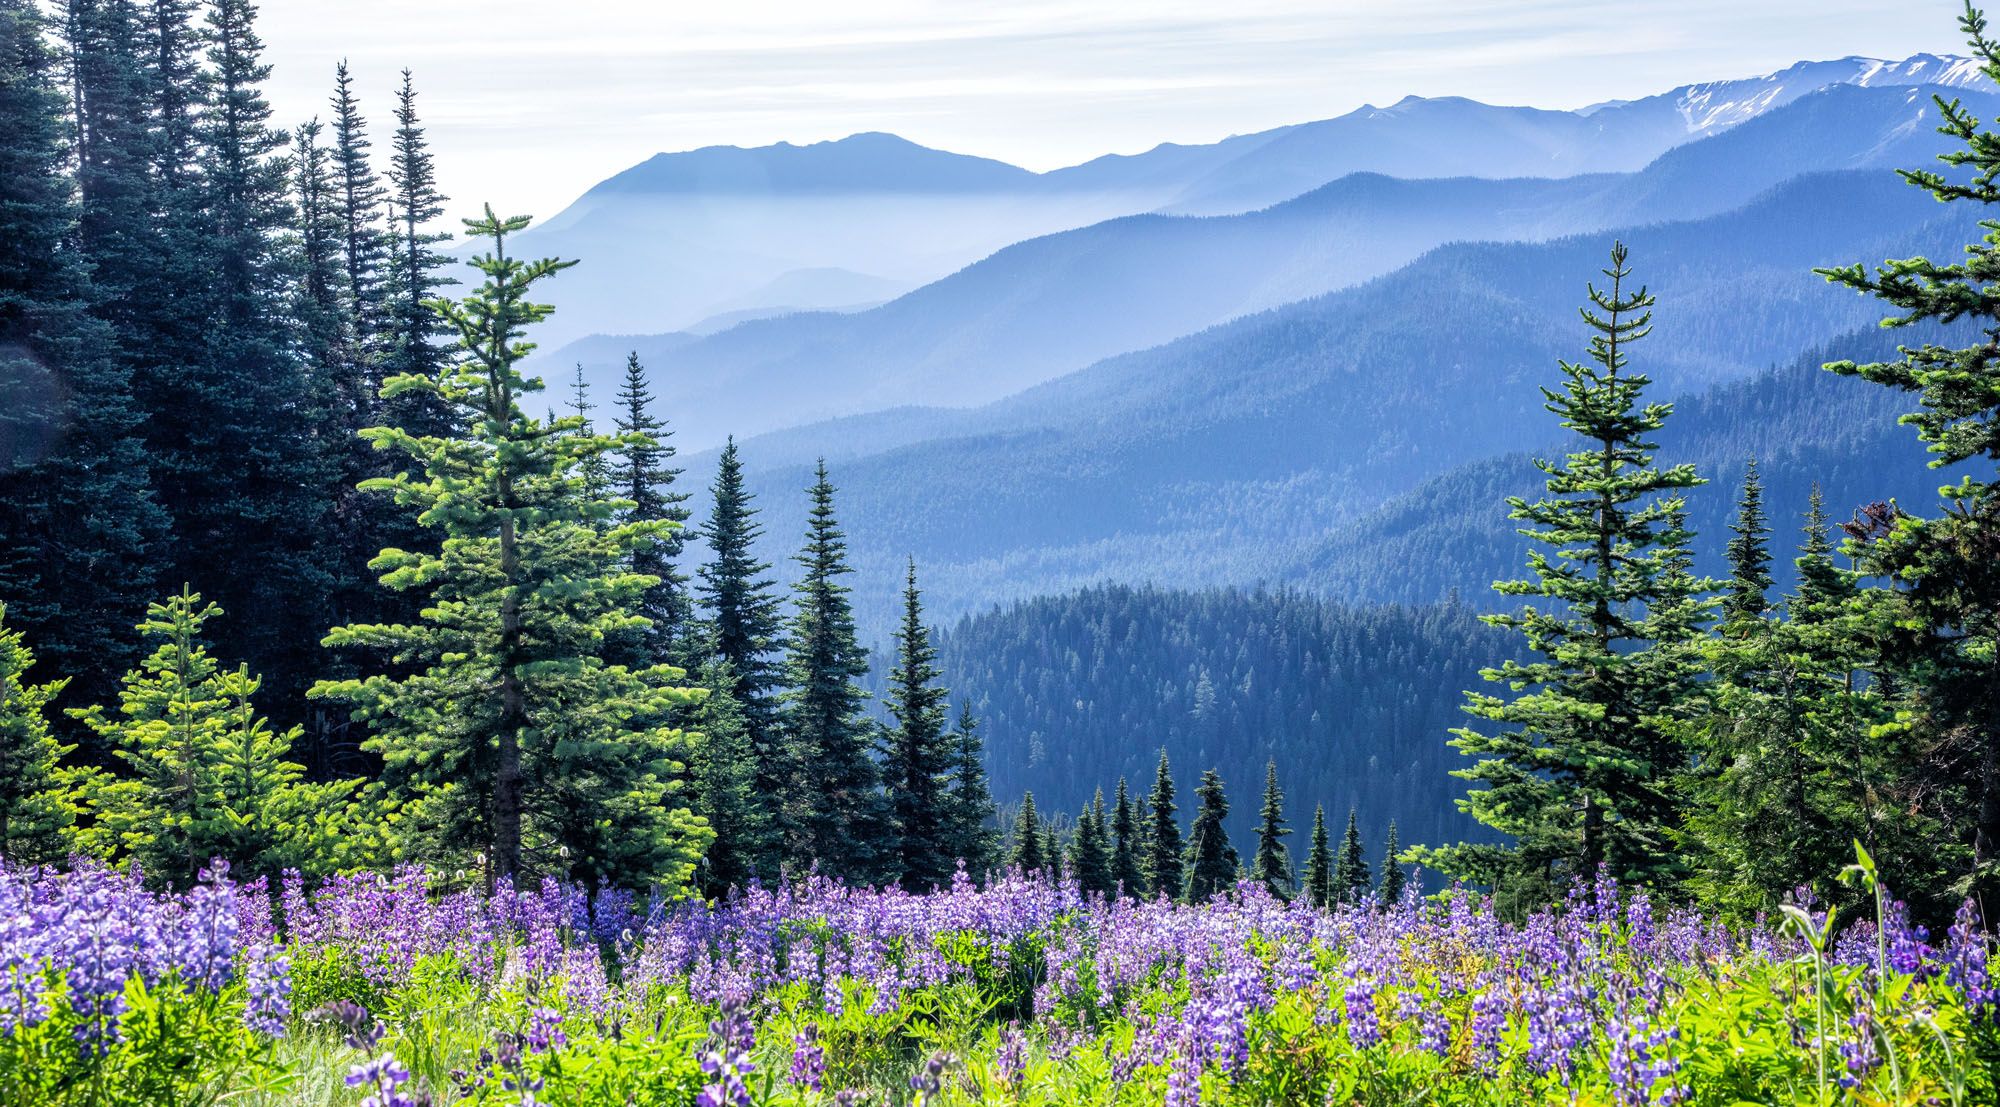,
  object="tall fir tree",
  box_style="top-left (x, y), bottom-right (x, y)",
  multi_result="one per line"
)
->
top-left (1443, 242), bottom-right (1705, 898)
top-left (1142, 749), bottom-right (1183, 900)
top-left (696, 437), bottom-right (786, 874)
top-left (1377, 821), bottom-right (1406, 904)
top-left (944, 702), bottom-right (1001, 878)
top-left (612, 353), bottom-right (690, 667)
top-left (780, 462), bottom-right (882, 881)
top-left (0, 0), bottom-right (165, 713)
top-left (1722, 457), bottom-right (1773, 635)
top-left (1009, 791), bottom-right (1045, 874)
top-left (380, 68), bottom-right (454, 437)
top-left (0, 604), bottom-right (80, 863)
top-left (1816, 1), bottom-right (2000, 904)
top-left (1182, 768), bottom-right (1237, 903)
top-left (329, 59), bottom-right (388, 349)
top-left (1111, 776), bottom-right (1145, 897)
top-left (1249, 761), bottom-right (1294, 899)
top-left (313, 208), bottom-right (708, 891)
top-left (1302, 805), bottom-right (1333, 909)
top-left (567, 365), bottom-right (611, 507)
top-left (884, 559), bottom-right (955, 890)
top-left (1333, 808), bottom-right (1370, 906)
